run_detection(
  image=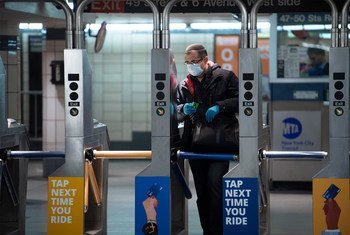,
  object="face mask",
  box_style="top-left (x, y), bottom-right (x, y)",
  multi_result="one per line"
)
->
top-left (187, 63), bottom-right (203, 77)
